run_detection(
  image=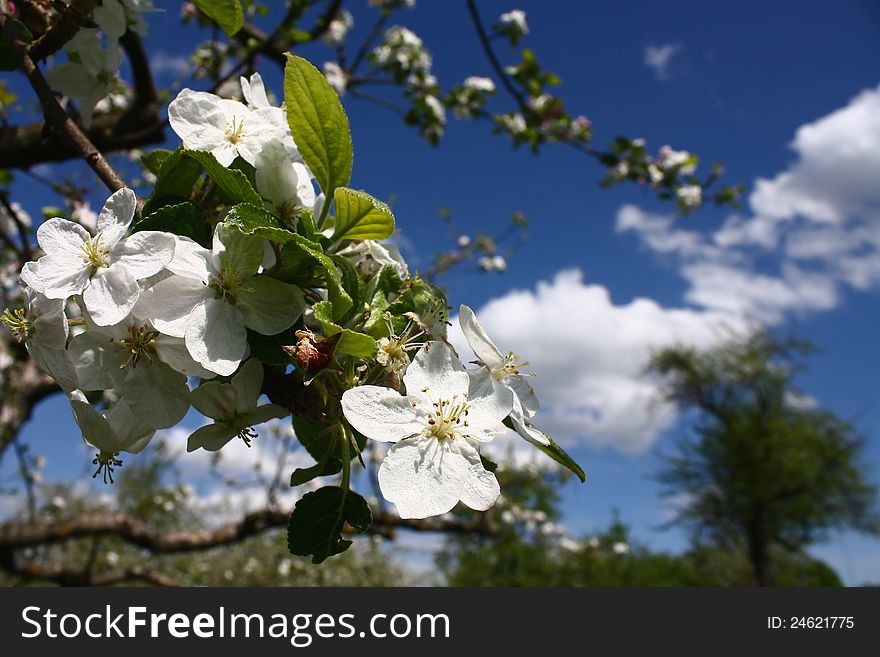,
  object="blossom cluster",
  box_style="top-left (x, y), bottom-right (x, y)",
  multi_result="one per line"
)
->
top-left (44, 0), bottom-right (157, 127)
top-left (4, 56), bottom-right (583, 560)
